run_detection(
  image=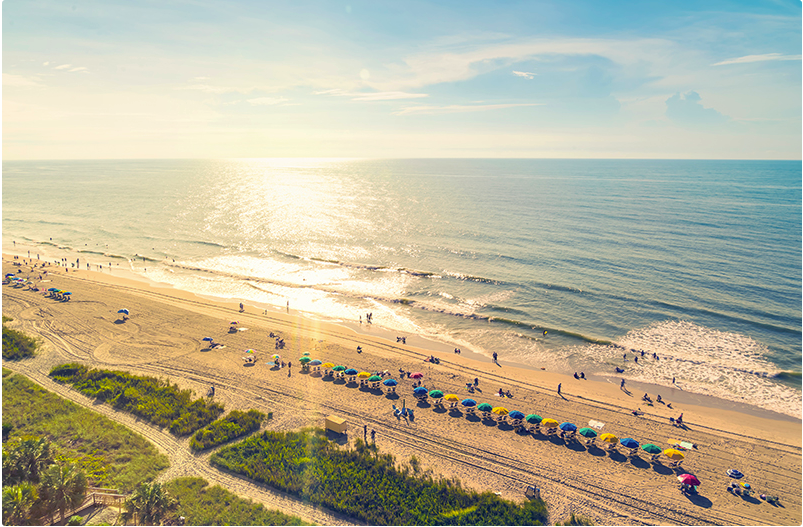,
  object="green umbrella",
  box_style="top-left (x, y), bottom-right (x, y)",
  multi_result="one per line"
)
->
top-left (299, 356), bottom-right (312, 363)
top-left (641, 443), bottom-right (662, 454)
top-left (429, 390), bottom-right (444, 399)
top-left (525, 414), bottom-right (543, 424)
top-left (368, 375), bottom-right (382, 382)
top-left (302, 351), bottom-right (311, 356)
top-left (578, 427), bottom-right (598, 438)
top-left (333, 365), bottom-right (346, 372)
top-left (477, 403), bottom-right (493, 412)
